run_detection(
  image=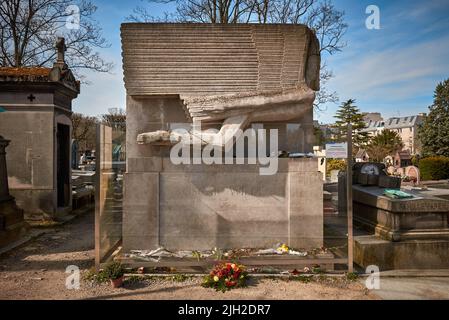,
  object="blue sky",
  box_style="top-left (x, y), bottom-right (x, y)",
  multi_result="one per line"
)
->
top-left (72, 0), bottom-right (449, 124)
